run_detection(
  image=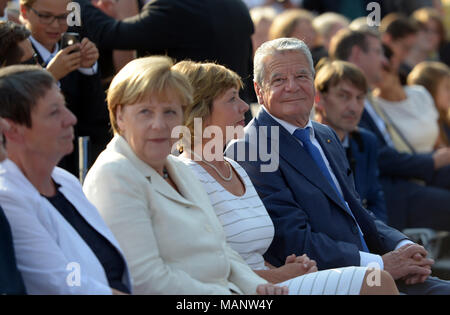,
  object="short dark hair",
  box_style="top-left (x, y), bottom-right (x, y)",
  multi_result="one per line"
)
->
top-left (315, 60), bottom-right (368, 95)
top-left (380, 13), bottom-right (419, 40)
top-left (0, 21), bottom-right (31, 67)
top-left (329, 28), bottom-right (380, 61)
top-left (0, 65), bottom-right (56, 127)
